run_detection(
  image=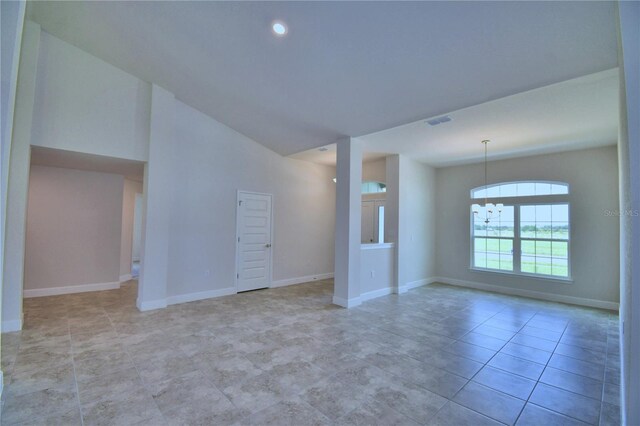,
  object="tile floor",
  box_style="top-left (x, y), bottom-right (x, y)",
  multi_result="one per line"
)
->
top-left (0, 280), bottom-right (621, 425)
